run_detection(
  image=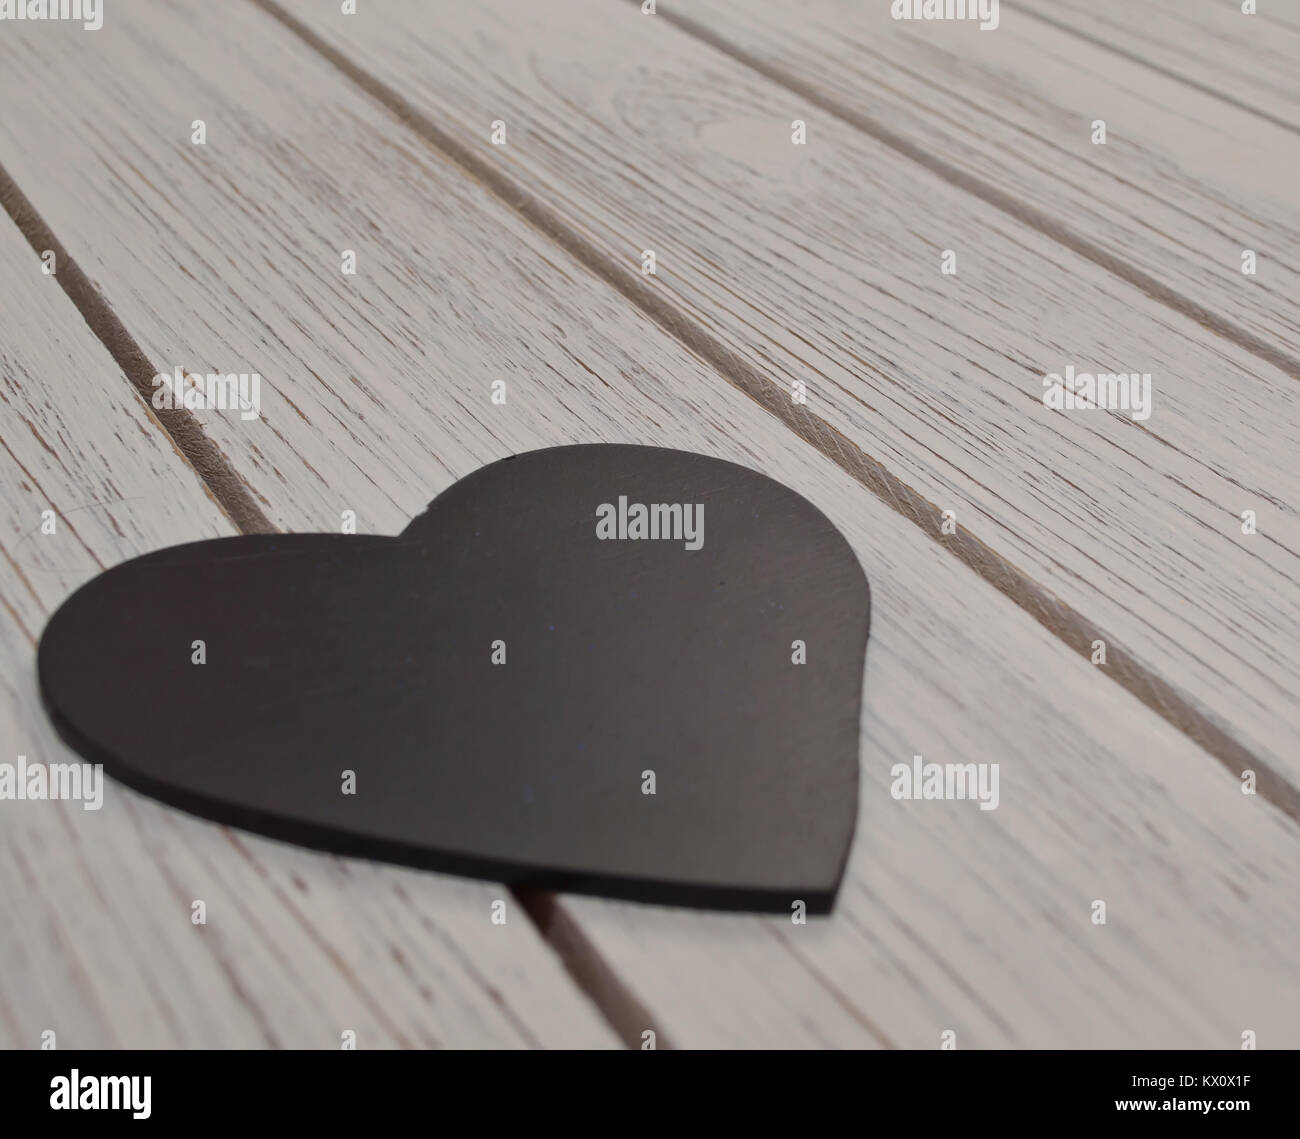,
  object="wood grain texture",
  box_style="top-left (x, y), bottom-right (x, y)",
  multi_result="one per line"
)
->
top-left (1015, 0), bottom-right (1300, 131)
top-left (0, 209), bottom-right (619, 1048)
top-left (264, 0), bottom-right (1300, 793)
top-left (674, 0), bottom-right (1300, 371)
top-left (2, 0), bottom-right (1298, 1046)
